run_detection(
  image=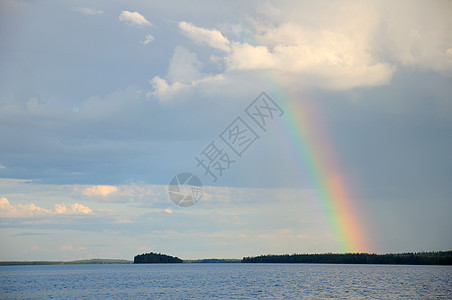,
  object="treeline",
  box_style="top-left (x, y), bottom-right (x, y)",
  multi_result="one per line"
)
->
top-left (0, 261), bottom-right (64, 266)
top-left (242, 251), bottom-right (452, 265)
top-left (184, 259), bottom-right (241, 263)
top-left (134, 252), bottom-right (183, 264)
top-left (0, 259), bottom-right (132, 266)
top-left (69, 259), bottom-right (132, 264)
